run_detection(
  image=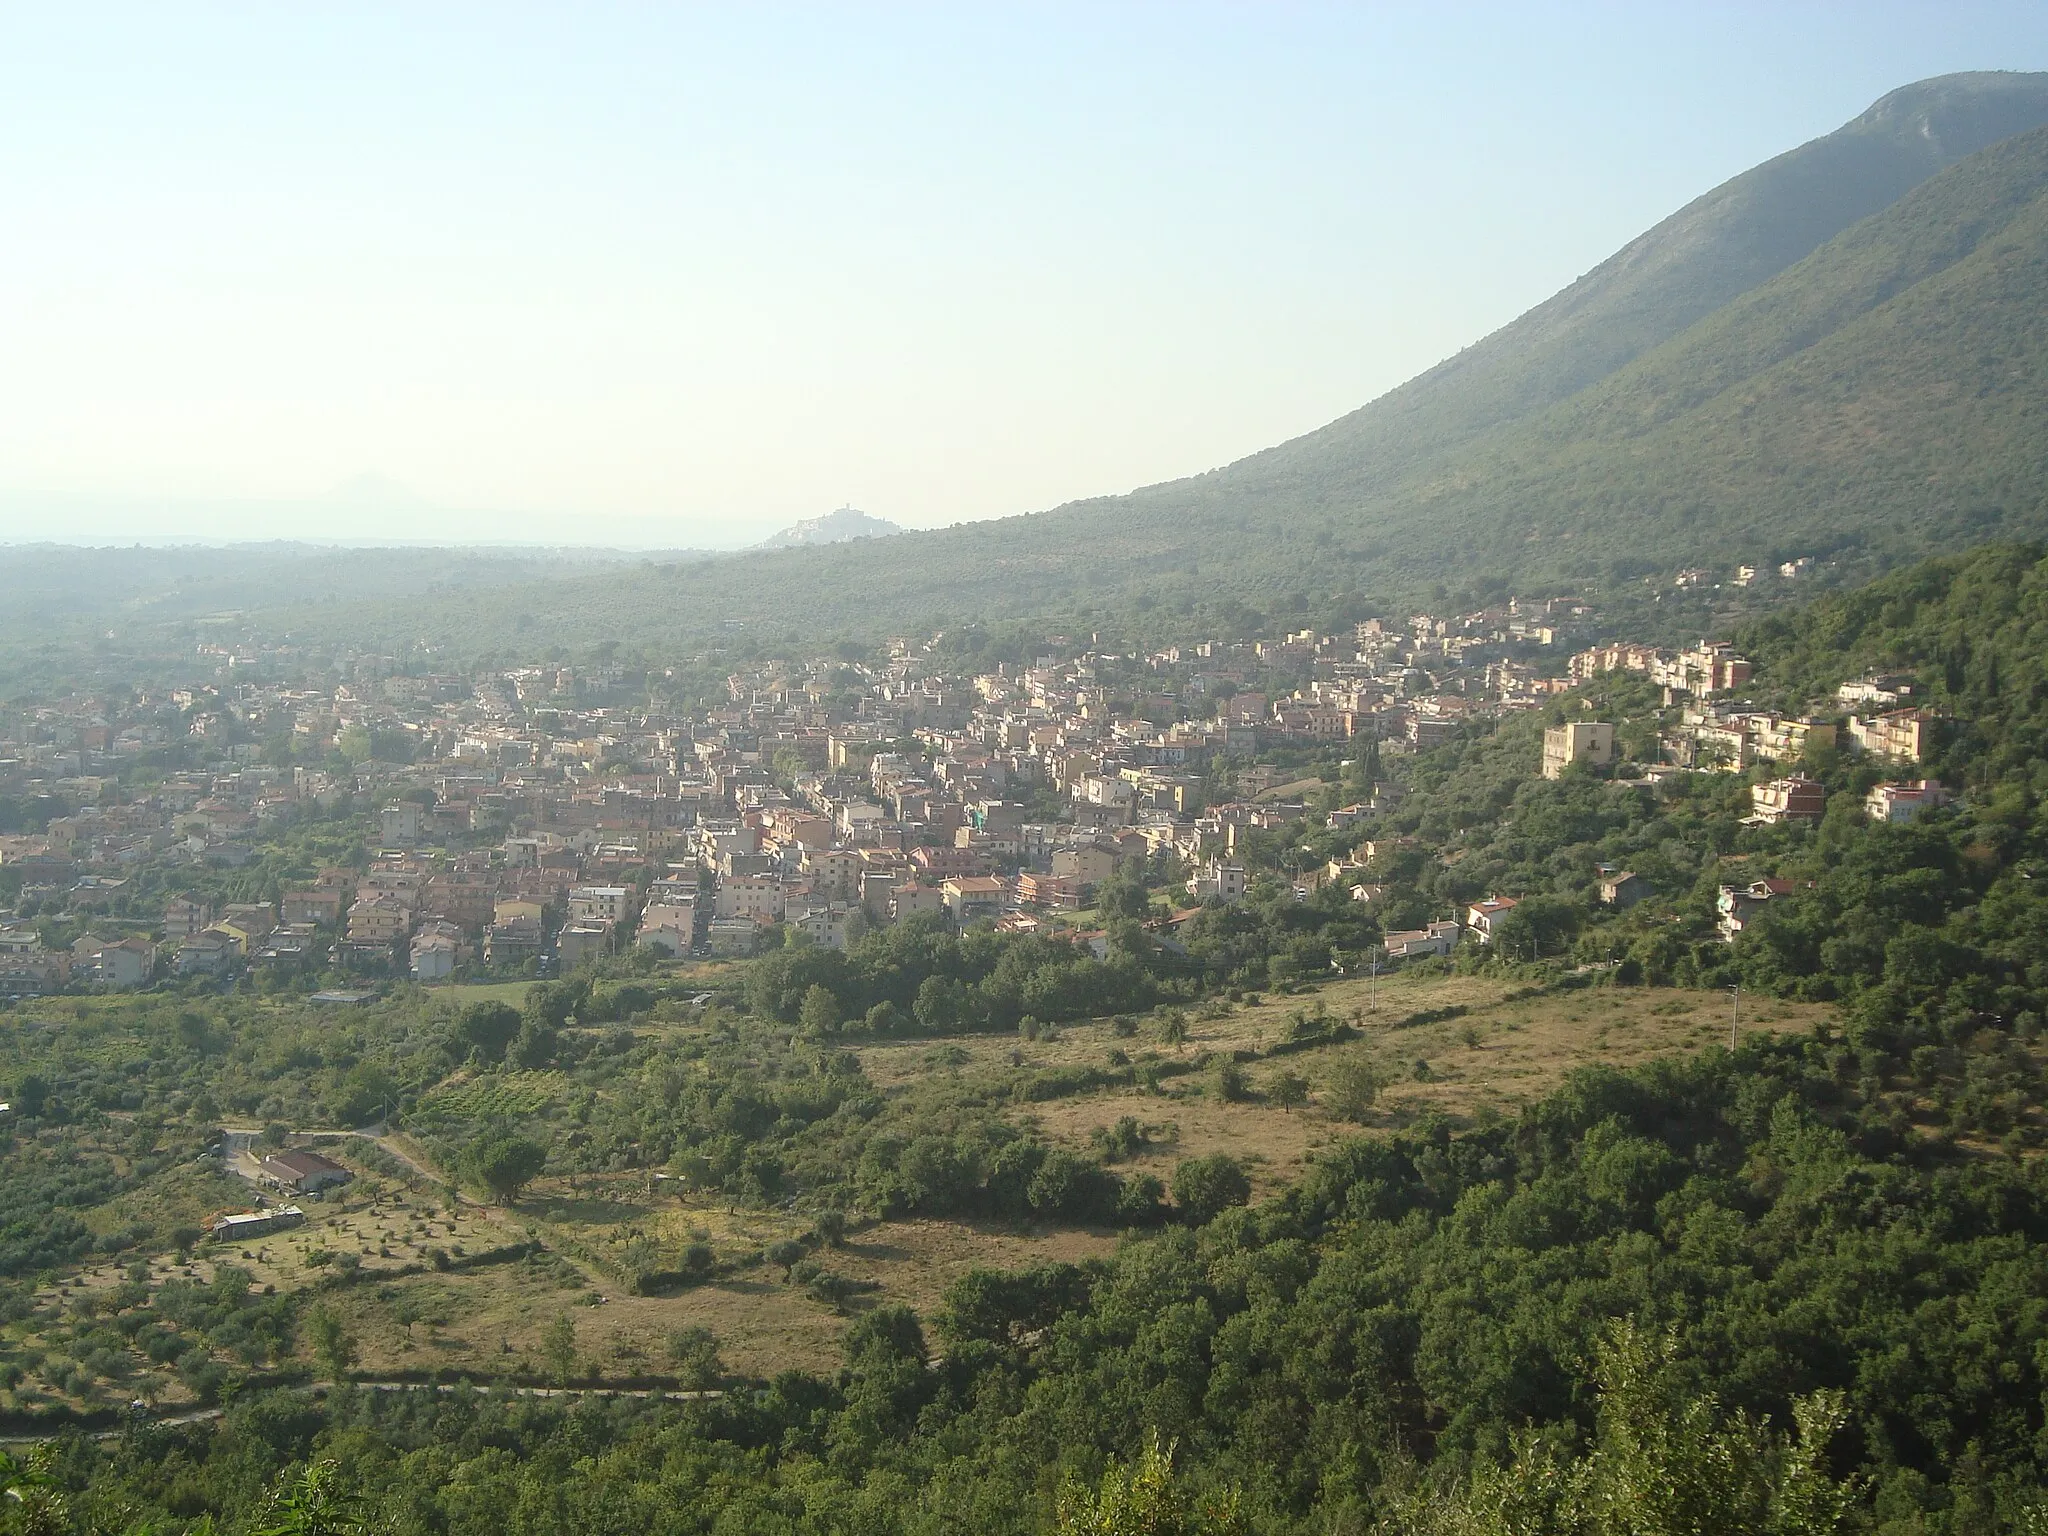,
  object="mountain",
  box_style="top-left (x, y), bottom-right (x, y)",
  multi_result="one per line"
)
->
top-left (752, 507), bottom-right (903, 550)
top-left (171, 72), bottom-right (2048, 658)
top-left (1231, 70), bottom-right (2048, 500)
